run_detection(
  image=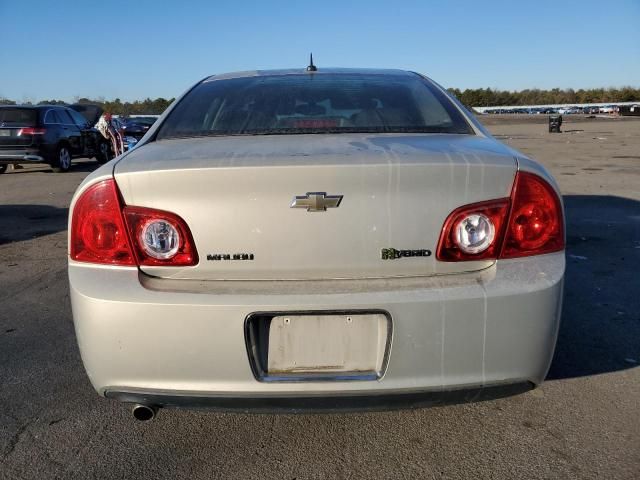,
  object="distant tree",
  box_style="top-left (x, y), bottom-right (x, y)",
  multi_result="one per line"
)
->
top-left (617, 86), bottom-right (637, 102)
top-left (37, 99), bottom-right (66, 105)
top-left (447, 88), bottom-right (462, 100)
